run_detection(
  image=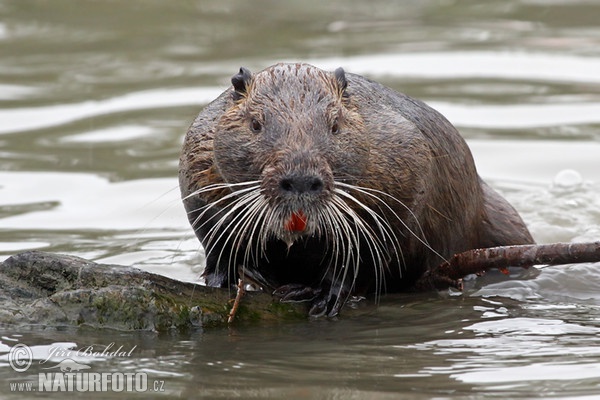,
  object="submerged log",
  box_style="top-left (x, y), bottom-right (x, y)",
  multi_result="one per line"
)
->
top-left (2, 243), bottom-right (599, 331)
top-left (0, 251), bottom-right (308, 331)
